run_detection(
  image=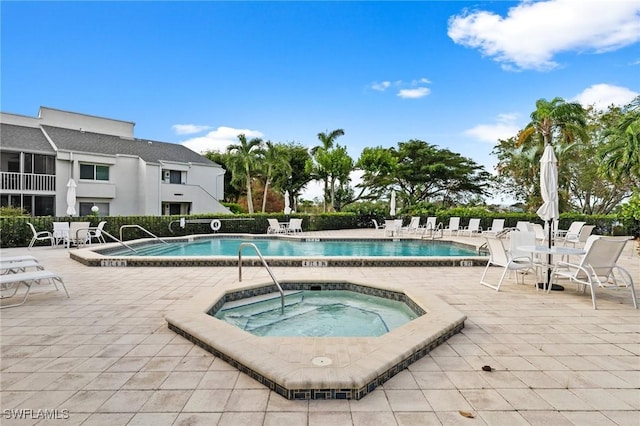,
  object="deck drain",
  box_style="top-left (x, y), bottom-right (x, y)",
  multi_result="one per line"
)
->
top-left (311, 356), bottom-right (333, 366)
